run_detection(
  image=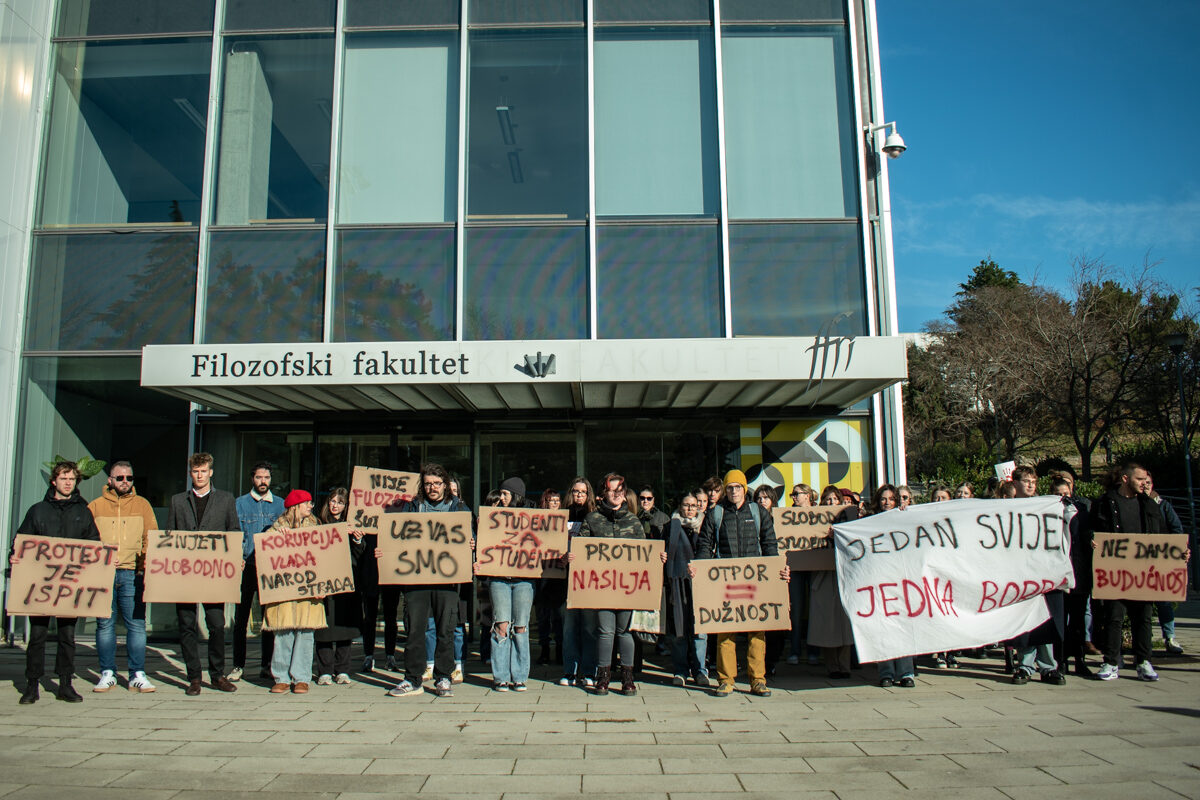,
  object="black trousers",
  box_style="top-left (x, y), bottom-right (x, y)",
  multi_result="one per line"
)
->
top-left (176, 602), bottom-right (227, 680)
top-left (361, 585), bottom-right (401, 658)
top-left (402, 587), bottom-right (457, 683)
top-left (232, 554), bottom-right (274, 671)
top-left (26, 617), bottom-right (77, 682)
top-left (315, 640), bottom-right (353, 676)
top-left (1102, 598), bottom-right (1152, 667)
top-left (1063, 592), bottom-right (1089, 661)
